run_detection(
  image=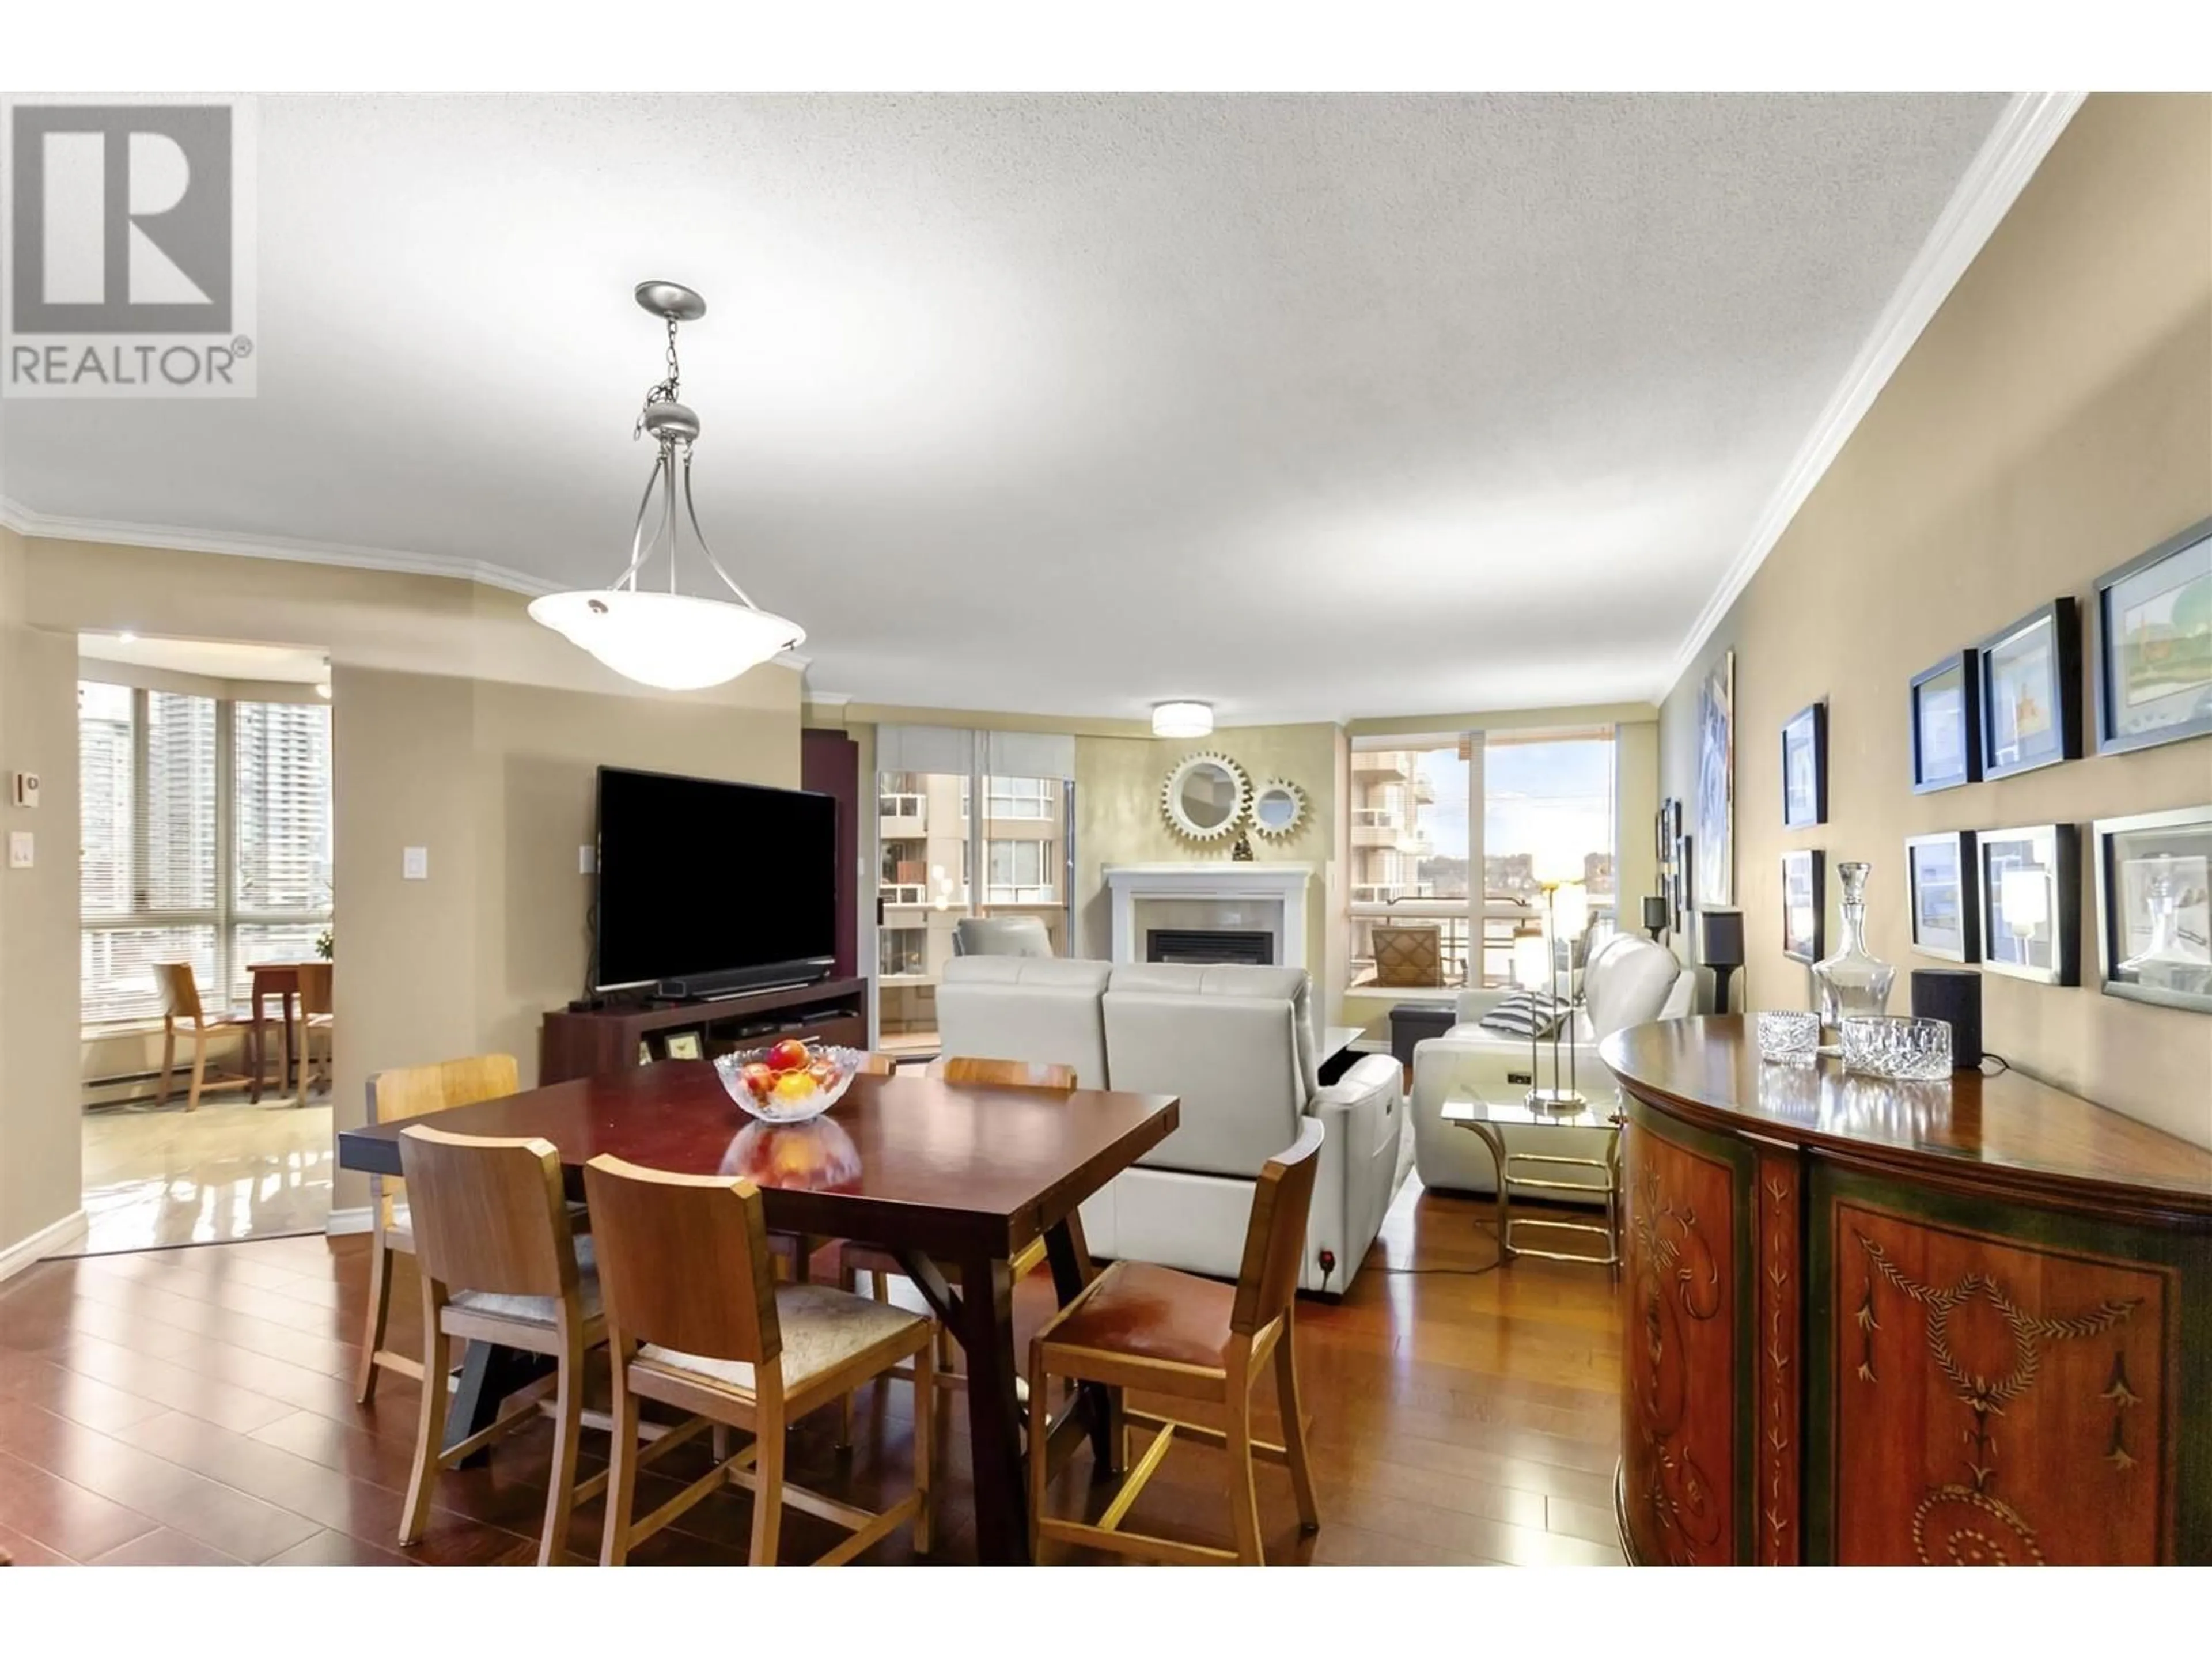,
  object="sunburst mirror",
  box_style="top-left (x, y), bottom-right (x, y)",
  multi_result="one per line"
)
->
top-left (1161, 752), bottom-right (1251, 842)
